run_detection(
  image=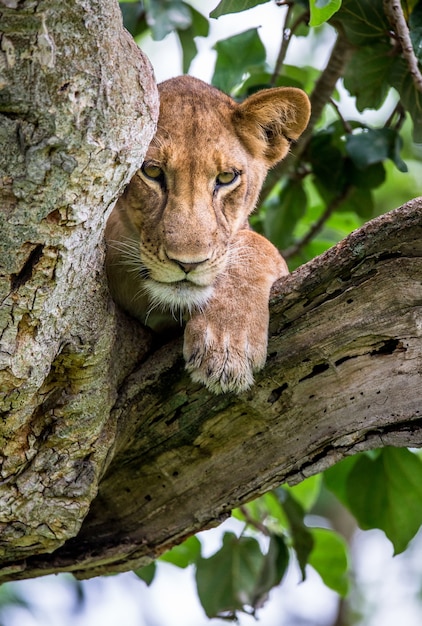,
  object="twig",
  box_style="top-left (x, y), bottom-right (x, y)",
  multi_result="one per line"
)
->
top-left (383, 0), bottom-right (422, 93)
top-left (283, 185), bottom-right (353, 260)
top-left (271, 3), bottom-right (294, 87)
top-left (270, 4), bottom-right (308, 87)
top-left (329, 97), bottom-right (353, 134)
top-left (384, 100), bottom-right (406, 131)
top-left (239, 505), bottom-right (270, 536)
top-left (306, 35), bottom-right (354, 133)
